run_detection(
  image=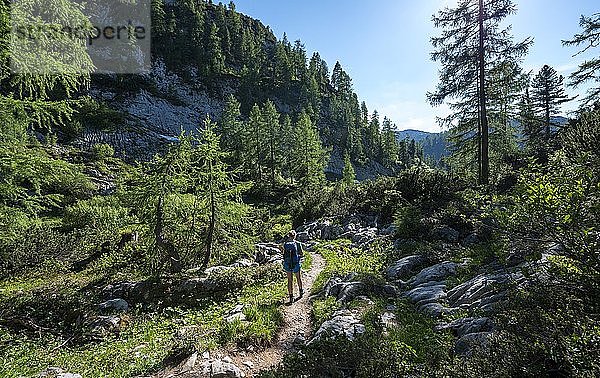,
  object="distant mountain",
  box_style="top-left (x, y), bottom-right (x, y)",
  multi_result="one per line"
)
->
top-left (396, 129), bottom-right (449, 163)
top-left (396, 129), bottom-right (434, 143)
top-left (421, 132), bottom-right (449, 163)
